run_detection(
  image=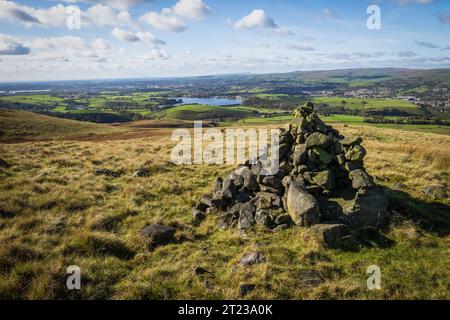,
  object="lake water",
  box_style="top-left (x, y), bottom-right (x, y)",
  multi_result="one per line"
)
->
top-left (174, 97), bottom-right (241, 106)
